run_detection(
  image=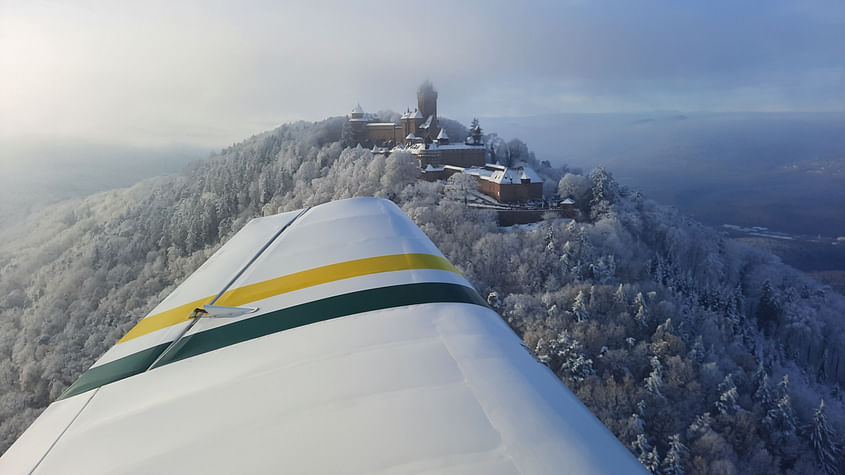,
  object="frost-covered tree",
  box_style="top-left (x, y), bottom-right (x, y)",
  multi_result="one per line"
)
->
top-left (687, 412), bottom-right (713, 438)
top-left (534, 331), bottom-right (595, 382)
top-left (645, 356), bottom-right (666, 401)
top-left (643, 447), bottom-right (662, 474)
top-left (756, 279), bottom-right (780, 333)
top-left (634, 291), bottom-right (649, 327)
top-left (810, 400), bottom-right (841, 475)
top-left (380, 152), bottom-right (419, 197)
top-left (557, 172), bottom-right (592, 212)
top-left (572, 289), bottom-right (590, 322)
top-left (630, 412), bottom-right (646, 436)
top-left (588, 166), bottom-right (619, 220)
top-left (715, 374), bottom-right (739, 416)
top-left (614, 283), bottom-right (627, 307)
top-left (466, 118), bottom-right (483, 145)
top-left (765, 375), bottom-right (797, 436)
top-left (634, 433), bottom-right (655, 467)
top-left (753, 364), bottom-right (774, 408)
top-left (487, 291), bottom-right (500, 309)
top-left (444, 172), bottom-right (478, 205)
top-left (662, 434), bottom-right (688, 475)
